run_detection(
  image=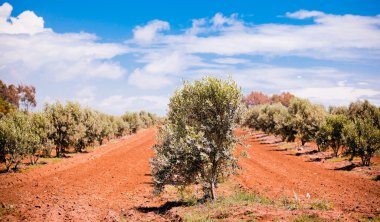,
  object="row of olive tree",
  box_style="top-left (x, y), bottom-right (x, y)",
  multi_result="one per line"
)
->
top-left (0, 101), bottom-right (160, 171)
top-left (244, 98), bottom-right (325, 145)
top-left (320, 101), bottom-right (380, 166)
top-left (243, 96), bottom-right (380, 166)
